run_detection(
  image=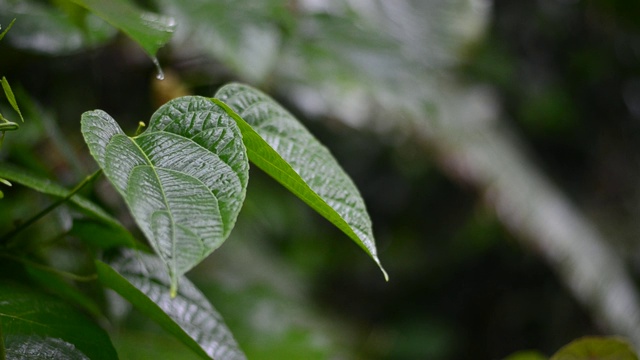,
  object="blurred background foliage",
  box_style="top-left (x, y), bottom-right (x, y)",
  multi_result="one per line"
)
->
top-left (2, 0), bottom-right (640, 359)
